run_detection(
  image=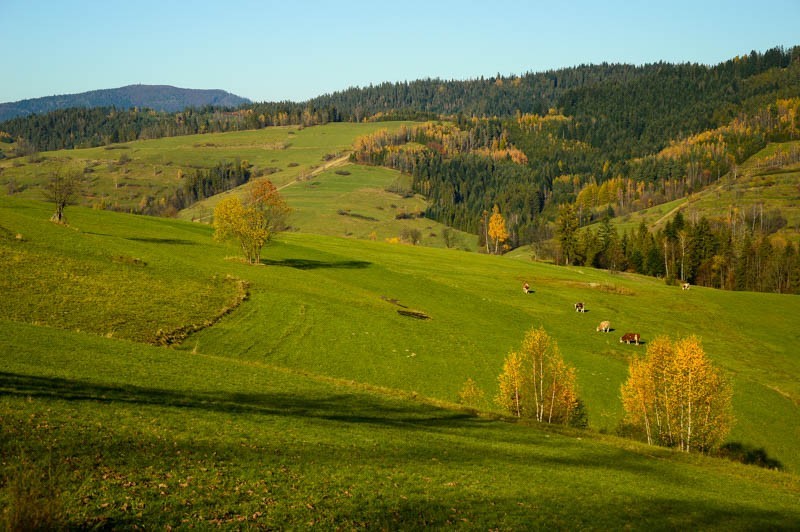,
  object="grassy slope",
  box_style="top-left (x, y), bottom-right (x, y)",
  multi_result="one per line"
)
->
top-left (0, 198), bottom-right (242, 343)
top-left (1, 199), bottom-right (799, 527)
top-left (183, 232), bottom-right (800, 473)
top-left (2, 197), bottom-right (798, 474)
top-left (2, 320), bottom-right (798, 528)
top-left (0, 122), bottom-right (408, 213)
